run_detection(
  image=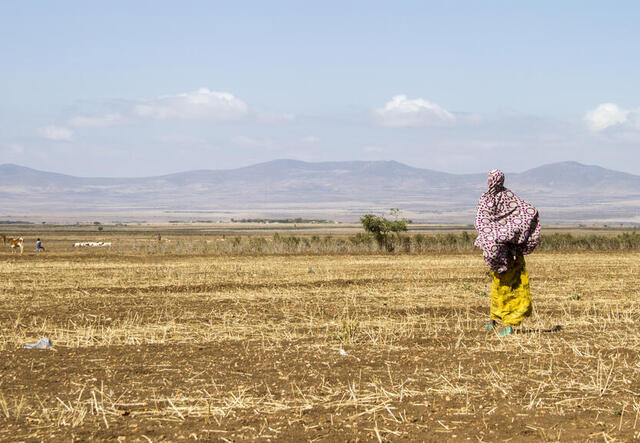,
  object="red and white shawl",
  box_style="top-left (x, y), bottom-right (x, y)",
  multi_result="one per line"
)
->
top-left (474, 169), bottom-right (541, 273)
